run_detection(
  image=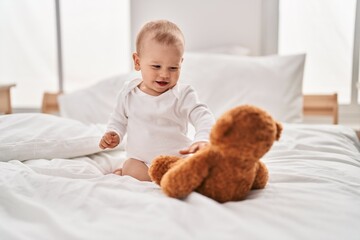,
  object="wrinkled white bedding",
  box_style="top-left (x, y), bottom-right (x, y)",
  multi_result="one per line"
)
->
top-left (1, 124), bottom-right (360, 240)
